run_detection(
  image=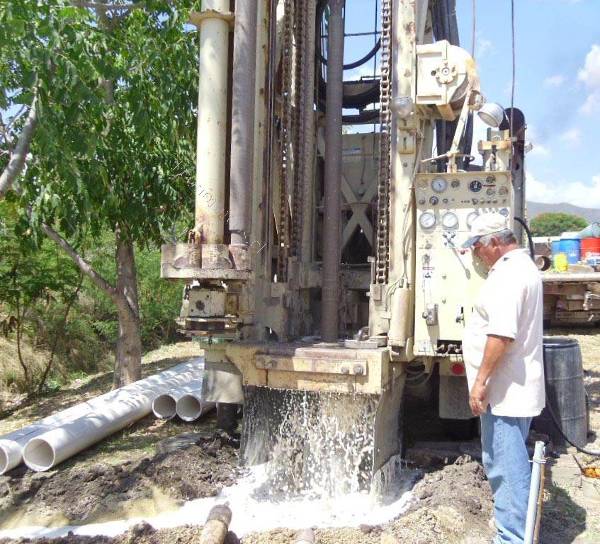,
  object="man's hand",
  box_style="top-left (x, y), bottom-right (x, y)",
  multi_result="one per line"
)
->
top-left (469, 379), bottom-right (488, 416)
top-left (469, 334), bottom-right (512, 417)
